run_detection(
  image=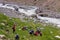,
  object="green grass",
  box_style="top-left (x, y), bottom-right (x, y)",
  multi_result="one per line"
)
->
top-left (0, 13), bottom-right (60, 40)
